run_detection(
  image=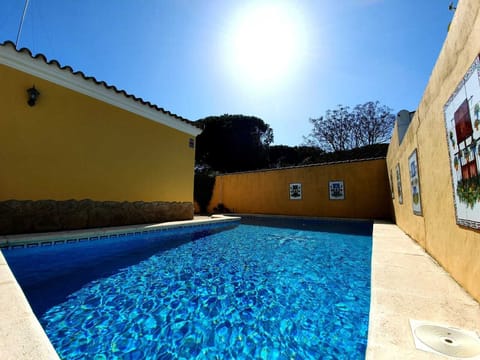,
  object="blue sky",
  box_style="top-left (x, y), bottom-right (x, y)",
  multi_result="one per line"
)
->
top-left (1, 0), bottom-right (455, 145)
